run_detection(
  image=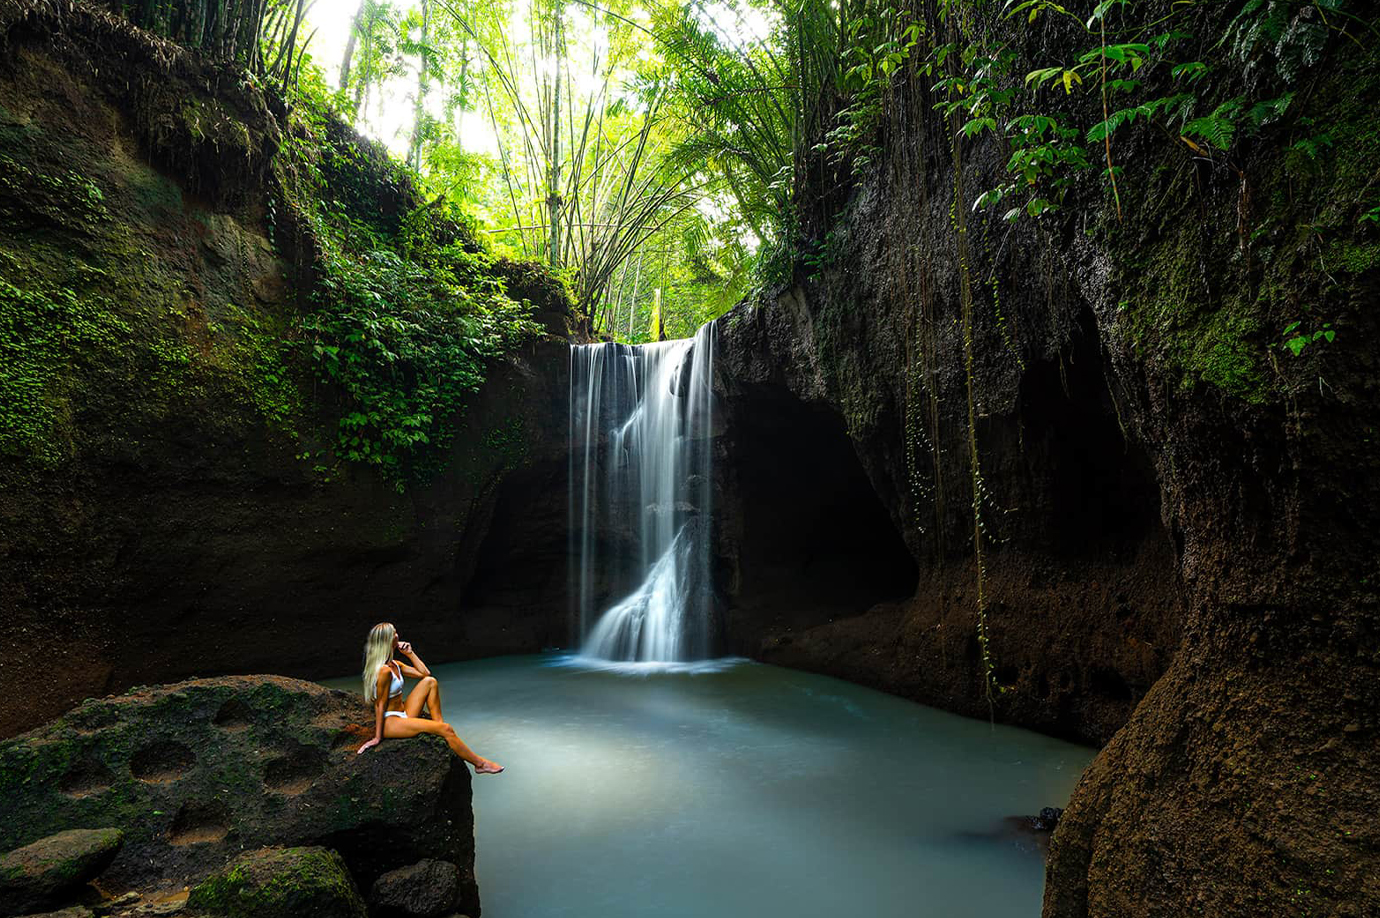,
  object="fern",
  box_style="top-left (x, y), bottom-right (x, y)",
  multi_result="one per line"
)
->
top-left (1246, 93), bottom-right (1294, 130)
top-left (1183, 97), bottom-right (1244, 151)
